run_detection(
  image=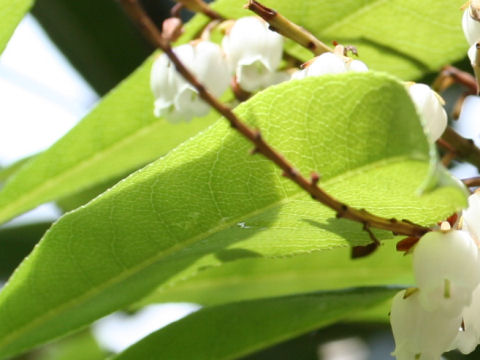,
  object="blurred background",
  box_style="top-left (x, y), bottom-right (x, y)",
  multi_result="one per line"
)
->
top-left (0, 0), bottom-right (479, 359)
